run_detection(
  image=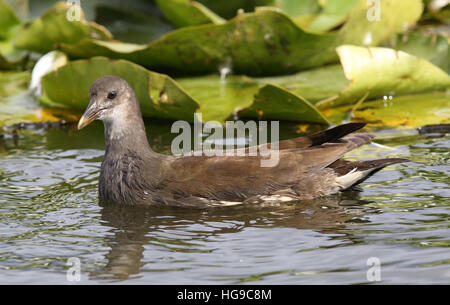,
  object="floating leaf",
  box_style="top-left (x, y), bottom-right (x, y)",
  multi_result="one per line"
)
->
top-left (306, 0), bottom-right (359, 33)
top-left (239, 84), bottom-right (329, 123)
top-left (177, 73), bottom-right (329, 123)
top-left (337, 0), bottom-right (423, 46)
top-left (274, 0), bottom-right (321, 27)
top-left (60, 9), bottom-right (337, 76)
top-left (40, 57), bottom-right (327, 124)
top-left (94, 4), bottom-right (175, 44)
top-left (30, 51), bottom-right (68, 95)
top-left (0, 93), bottom-right (78, 129)
top-left (0, 1), bottom-right (27, 70)
top-left (0, 0), bottom-right (20, 39)
top-left (176, 75), bottom-right (259, 122)
top-left (171, 45), bottom-right (450, 122)
top-left (316, 45), bottom-right (450, 109)
top-left (155, 0), bottom-right (225, 27)
top-left (13, 2), bottom-right (112, 54)
top-left (40, 57), bottom-right (200, 121)
top-left (278, 0), bottom-right (321, 14)
top-left (390, 32), bottom-right (449, 73)
top-left (58, 0), bottom-right (423, 76)
top-left (0, 71), bottom-right (78, 128)
top-left (0, 71), bottom-right (30, 97)
top-left (352, 92), bottom-right (450, 128)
